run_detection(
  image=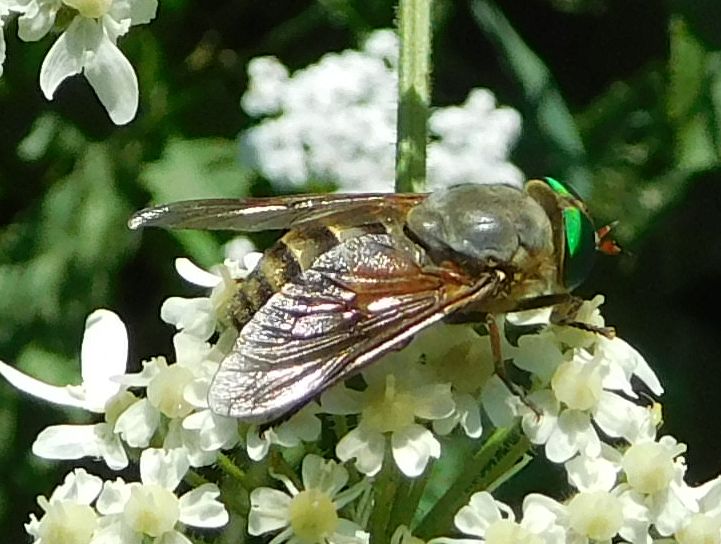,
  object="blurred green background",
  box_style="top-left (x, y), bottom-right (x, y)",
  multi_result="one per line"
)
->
top-left (2, 0), bottom-right (720, 540)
